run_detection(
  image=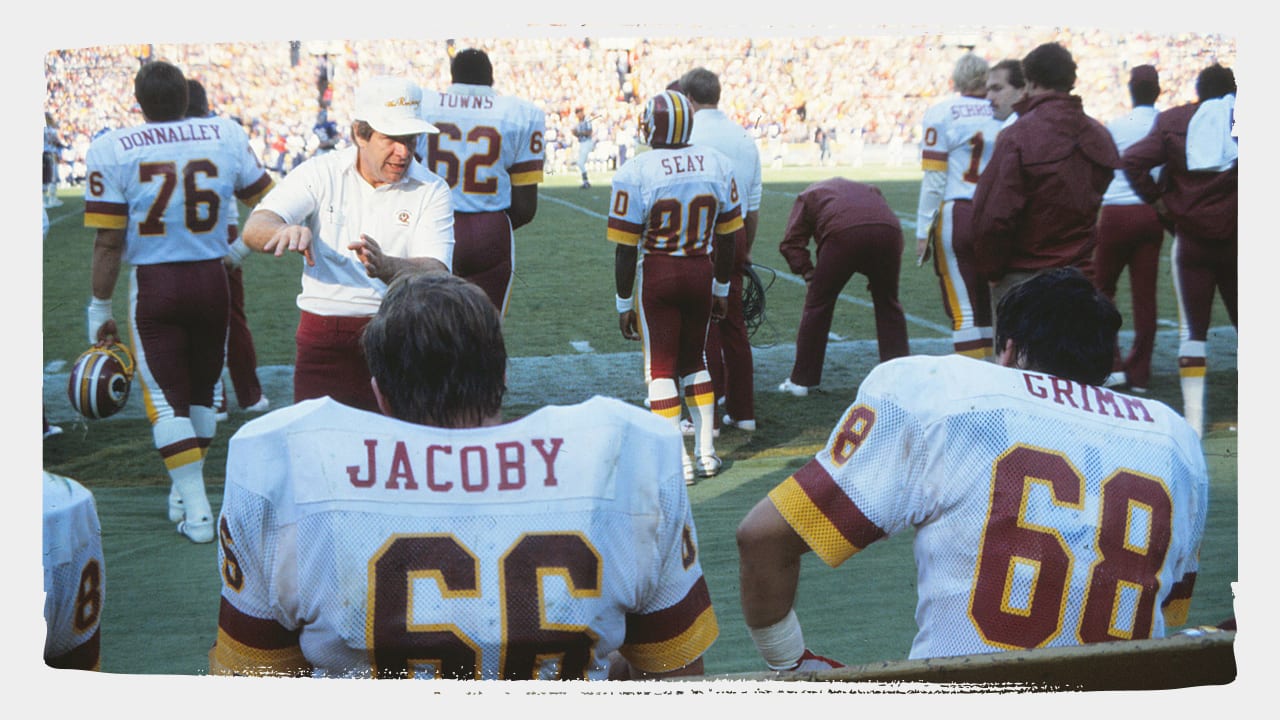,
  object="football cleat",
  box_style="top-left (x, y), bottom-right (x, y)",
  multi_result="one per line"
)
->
top-left (67, 342), bottom-right (135, 419)
top-left (777, 378), bottom-right (811, 397)
top-left (640, 90), bottom-right (694, 148)
top-left (680, 418), bottom-right (719, 438)
top-left (168, 486), bottom-right (185, 524)
top-left (722, 414), bottom-right (756, 431)
top-left (695, 454), bottom-right (722, 478)
top-left (682, 456), bottom-right (695, 486)
top-left (177, 516), bottom-right (215, 544)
